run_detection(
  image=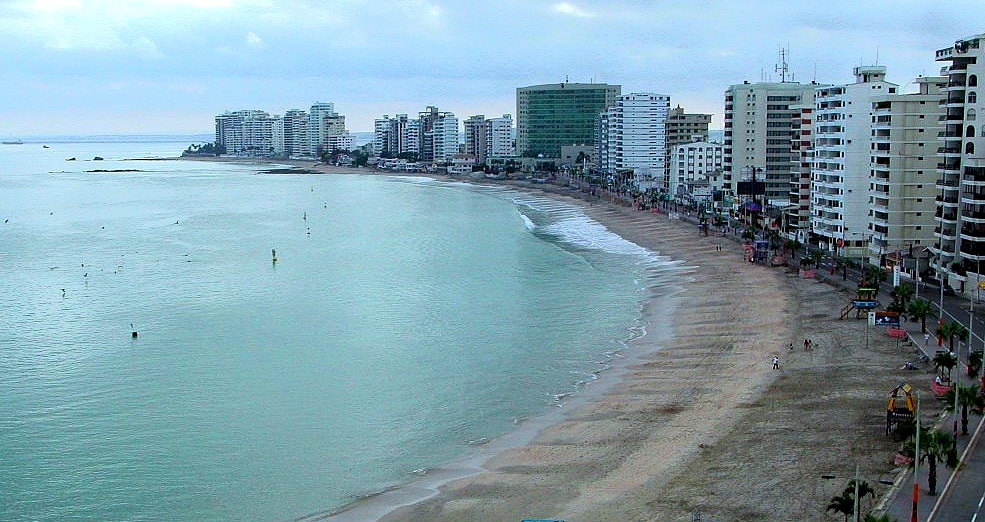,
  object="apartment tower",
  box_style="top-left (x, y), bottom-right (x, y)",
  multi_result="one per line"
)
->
top-left (933, 34), bottom-right (985, 293)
